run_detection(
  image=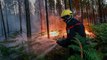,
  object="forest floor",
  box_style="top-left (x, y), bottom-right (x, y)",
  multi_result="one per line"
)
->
top-left (15, 33), bottom-right (70, 60)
